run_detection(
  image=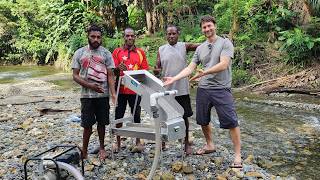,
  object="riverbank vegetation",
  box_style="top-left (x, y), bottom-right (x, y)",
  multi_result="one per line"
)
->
top-left (0, 0), bottom-right (319, 88)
